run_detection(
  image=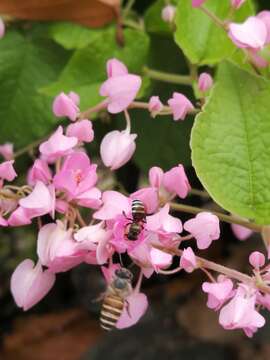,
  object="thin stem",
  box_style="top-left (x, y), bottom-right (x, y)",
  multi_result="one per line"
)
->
top-left (79, 100), bottom-right (108, 120)
top-left (200, 6), bottom-right (226, 30)
top-left (158, 267), bottom-right (182, 275)
top-left (122, 18), bottom-right (144, 31)
top-left (130, 101), bottom-right (200, 116)
top-left (124, 109), bottom-right (131, 133)
top-left (169, 202), bottom-right (262, 232)
top-left (189, 188), bottom-right (210, 198)
top-left (135, 270), bottom-right (144, 292)
top-left (13, 135), bottom-right (48, 159)
top-left (201, 267), bottom-right (216, 282)
top-left (76, 209), bottom-right (87, 227)
top-left (143, 67), bottom-right (193, 86)
top-left (122, 0), bottom-right (136, 18)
